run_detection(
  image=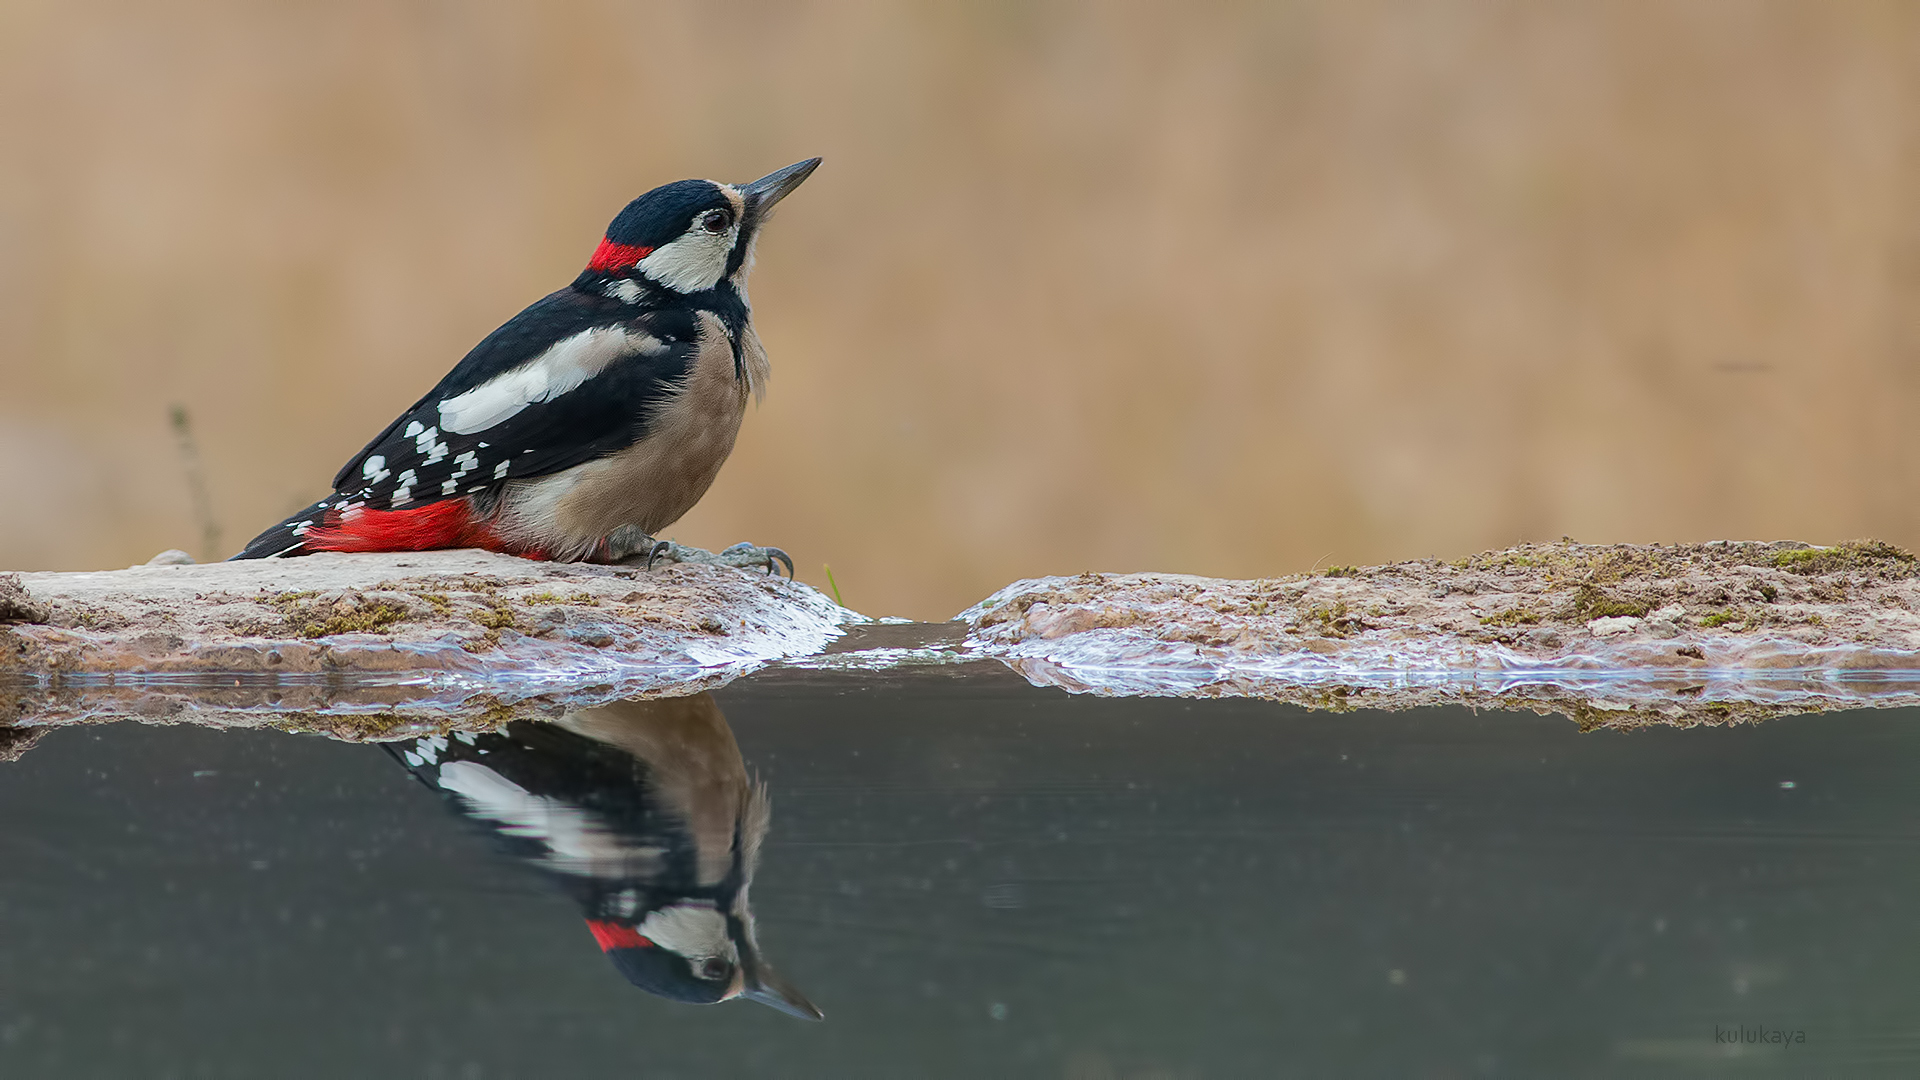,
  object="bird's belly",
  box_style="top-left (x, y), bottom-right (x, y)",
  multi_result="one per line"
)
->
top-left (497, 314), bottom-right (750, 555)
